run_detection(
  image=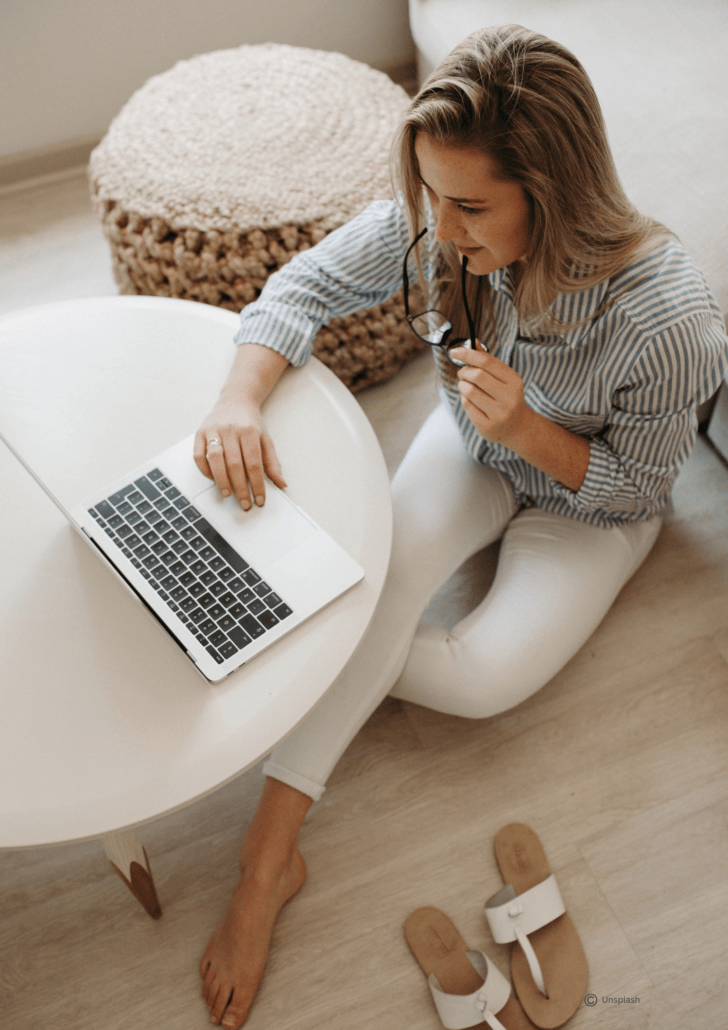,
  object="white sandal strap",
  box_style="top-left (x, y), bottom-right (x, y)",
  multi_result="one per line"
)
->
top-left (484, 874), bottom-right (566, 998)
top-left (428, 950), bottom-right (512, 1029)
top-left (514, 925), bottom-right (547, 996)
